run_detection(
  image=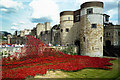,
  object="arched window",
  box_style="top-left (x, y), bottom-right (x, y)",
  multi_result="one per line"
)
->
top-left (106, 32), bottom-right (108, 37)
top-left (40, 32), bottom-right (43, 36)
top-left (83, 37), bottom-right (85, 42)
top-left (100, 37), bottom-right (102, 42)
top-left (61, 29), bottom-right (63, 32)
